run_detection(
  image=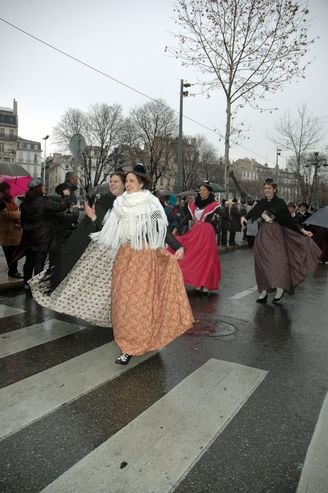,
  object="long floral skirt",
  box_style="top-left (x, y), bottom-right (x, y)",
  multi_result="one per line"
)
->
top-left (111, 245), bottom-right (194, 355)
top-left (254, 222), bottom-right (321, 293)
top-left (172, 222), bottom-right (221, 290)
top-left (30, 241), bottom-right (113, 327)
